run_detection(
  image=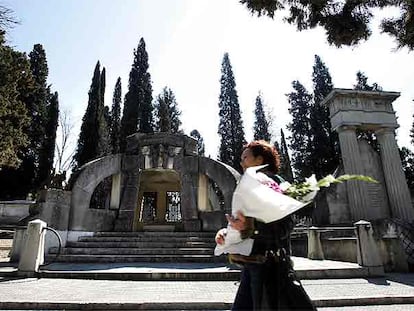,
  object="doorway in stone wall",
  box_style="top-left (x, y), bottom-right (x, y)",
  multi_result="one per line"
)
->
top-left (134, 169), bottom-right (182, 231)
